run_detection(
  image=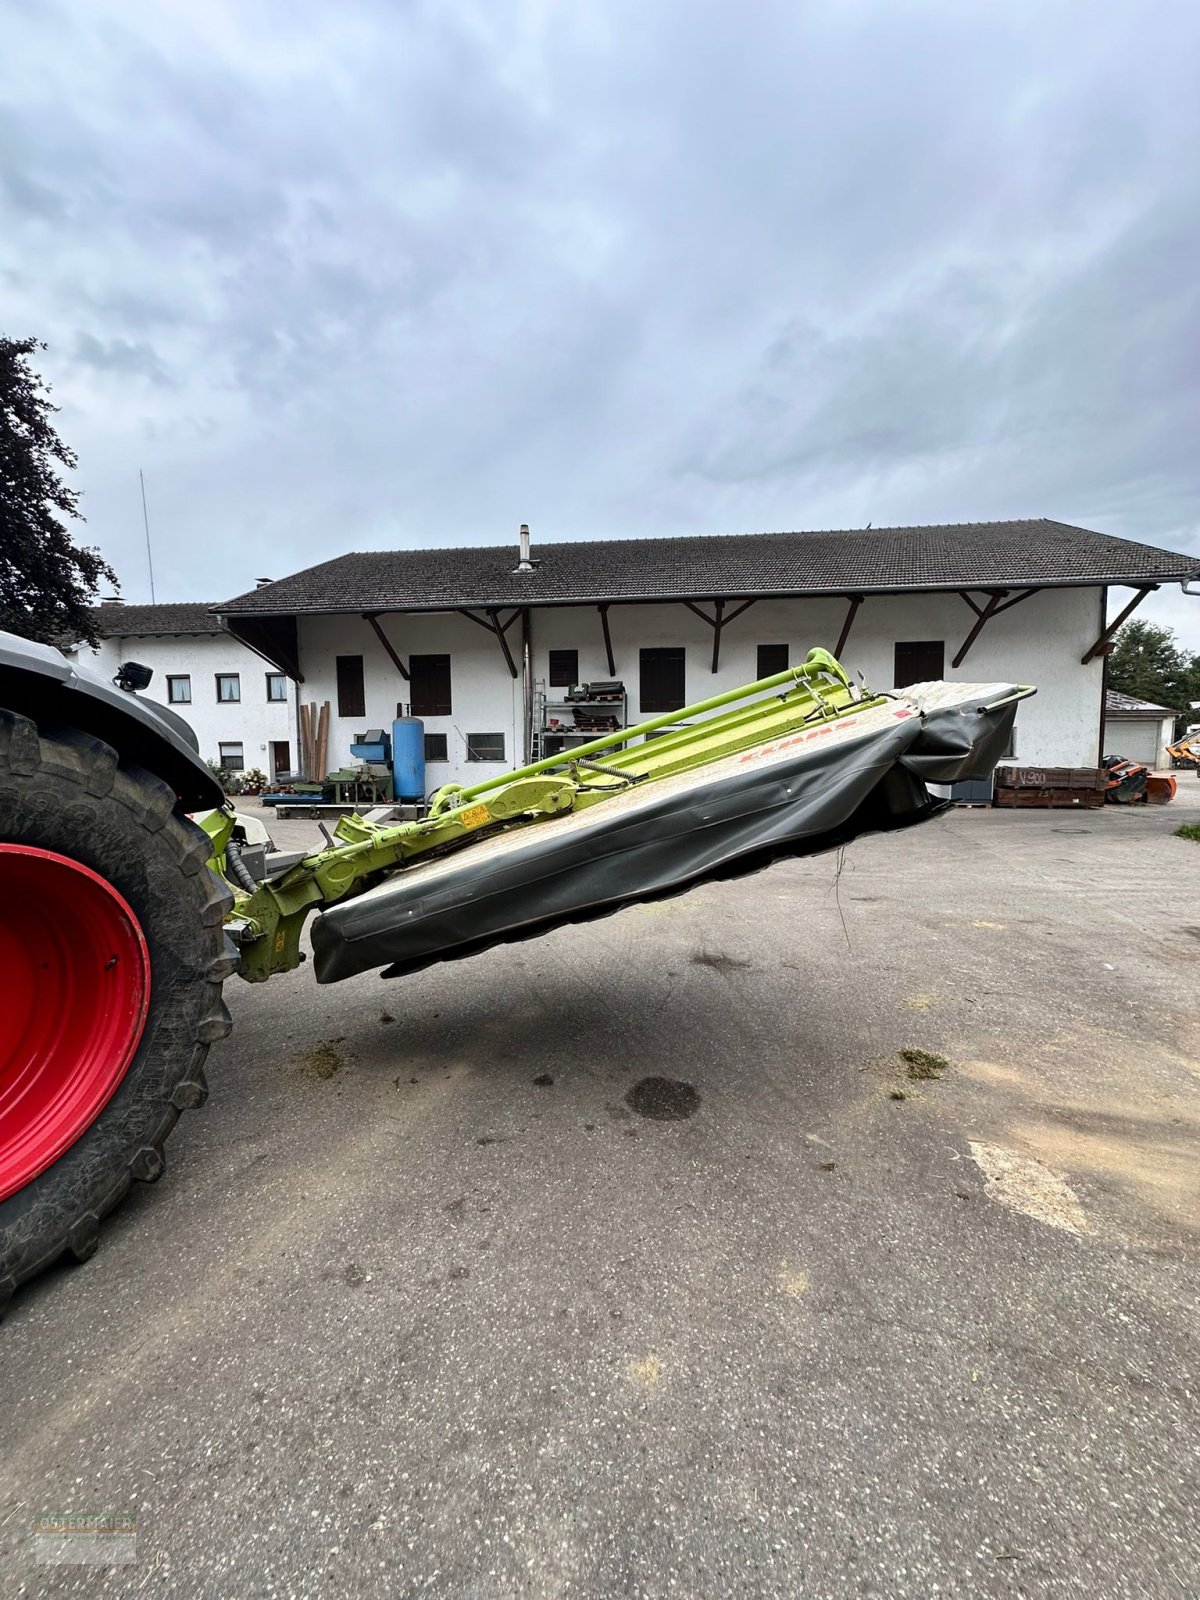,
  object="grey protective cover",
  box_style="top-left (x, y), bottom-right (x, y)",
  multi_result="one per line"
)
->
top-left (311, 682), bottom-right (1020, 984)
